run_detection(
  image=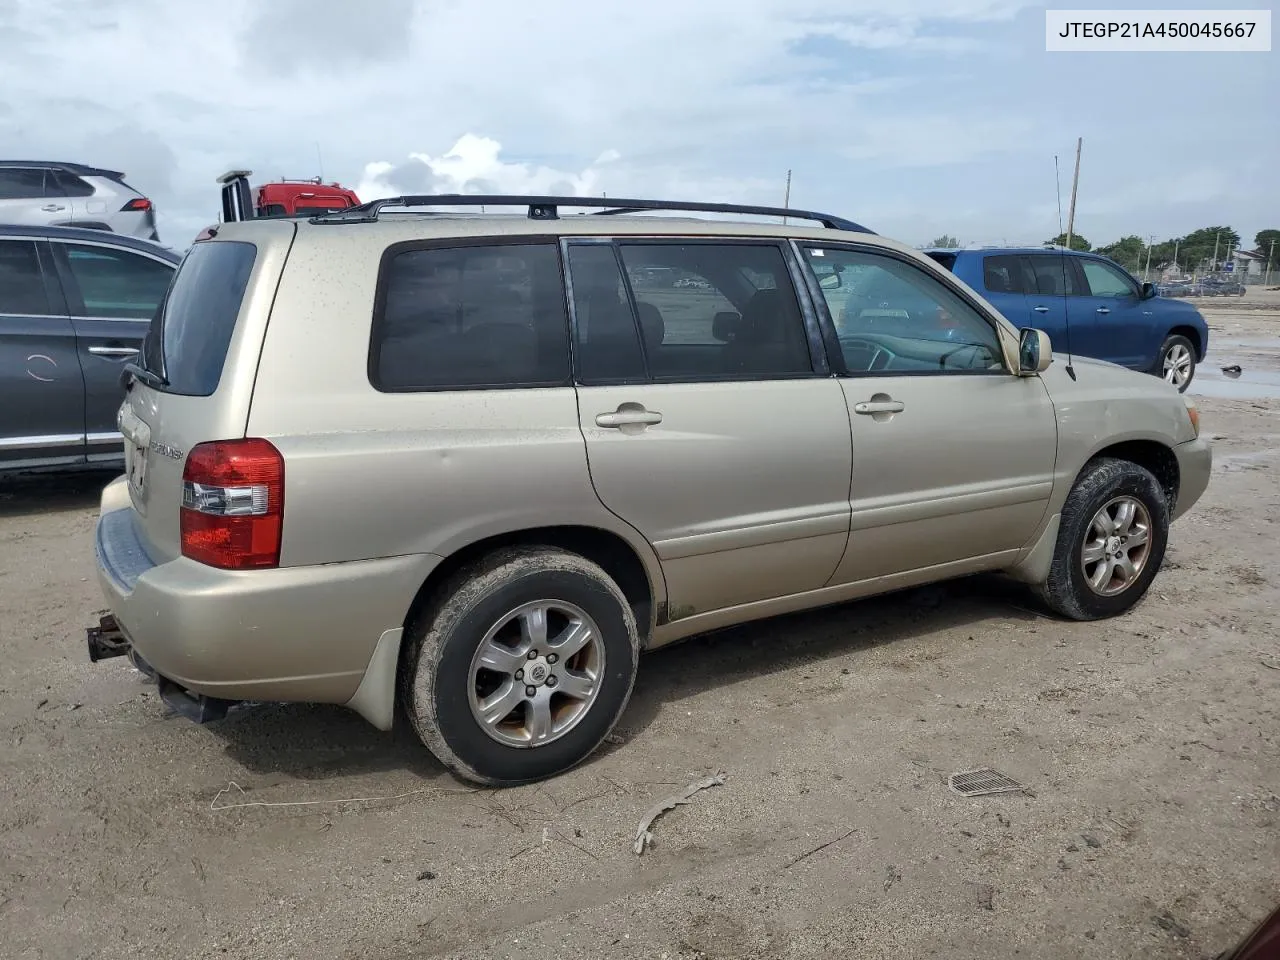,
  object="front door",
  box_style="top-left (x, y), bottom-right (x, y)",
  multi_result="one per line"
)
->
top-left (50, 238), bottom-right (175, 461)
top-left (796, 242), bottom-right (1058, 585)
top-left (566, 238), bottom-right (852, 619)
top-left (1071, 256), bottom-right (1152, 368)
top-left (0, 237), bottom-right (86, 467)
